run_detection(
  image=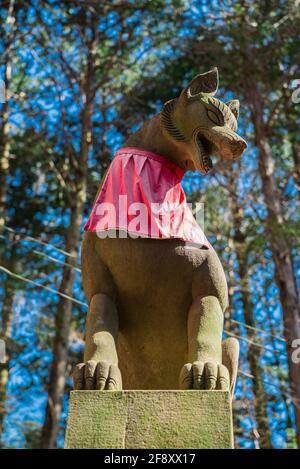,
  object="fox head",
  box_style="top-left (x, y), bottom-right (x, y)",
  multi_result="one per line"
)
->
top-left (160, 67), bottom-right (247, 174)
